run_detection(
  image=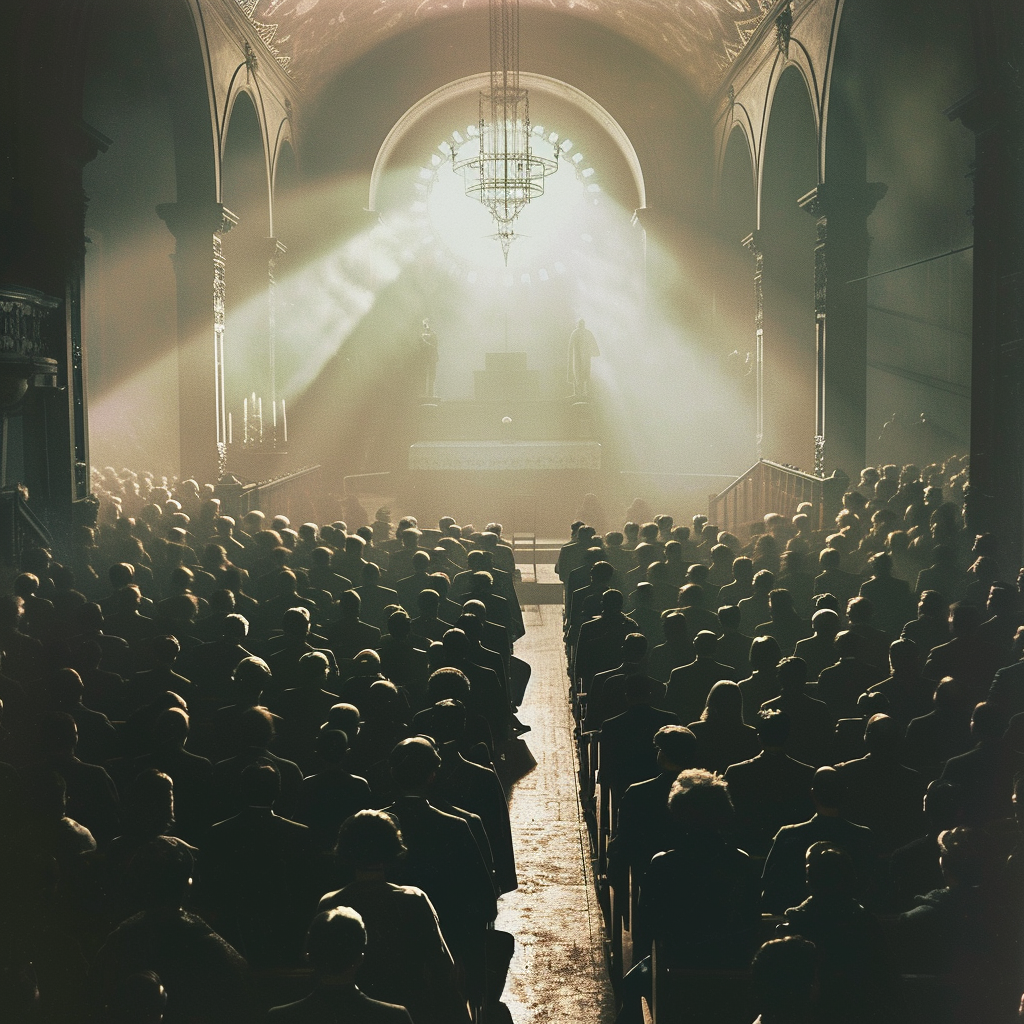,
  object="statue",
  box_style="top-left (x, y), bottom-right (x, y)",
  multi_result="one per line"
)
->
top-left (420, 319), bottom-right (438, 400)
top-left (567, 319), bottom-right (599, 399)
